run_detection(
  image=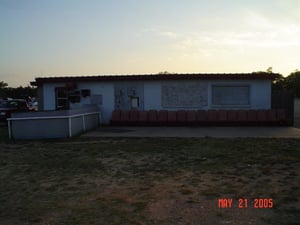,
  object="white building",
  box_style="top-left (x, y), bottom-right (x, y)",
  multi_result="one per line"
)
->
top-left (31, 73), bottom-right (275, 124)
